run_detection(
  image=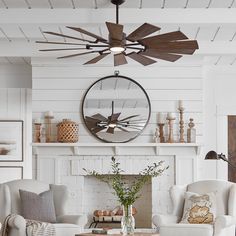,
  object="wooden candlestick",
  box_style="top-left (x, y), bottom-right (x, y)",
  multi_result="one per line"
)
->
top-left (178, 106), bottom-right (185, 143)
top-left (34, 123), bottom-right (41, 143)
top-left (45, 115), bottom-right (54, 143)
top-left (166, 117), bottom-right (175, 143)
top-left (157, 123), bottom-right (165, 143)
